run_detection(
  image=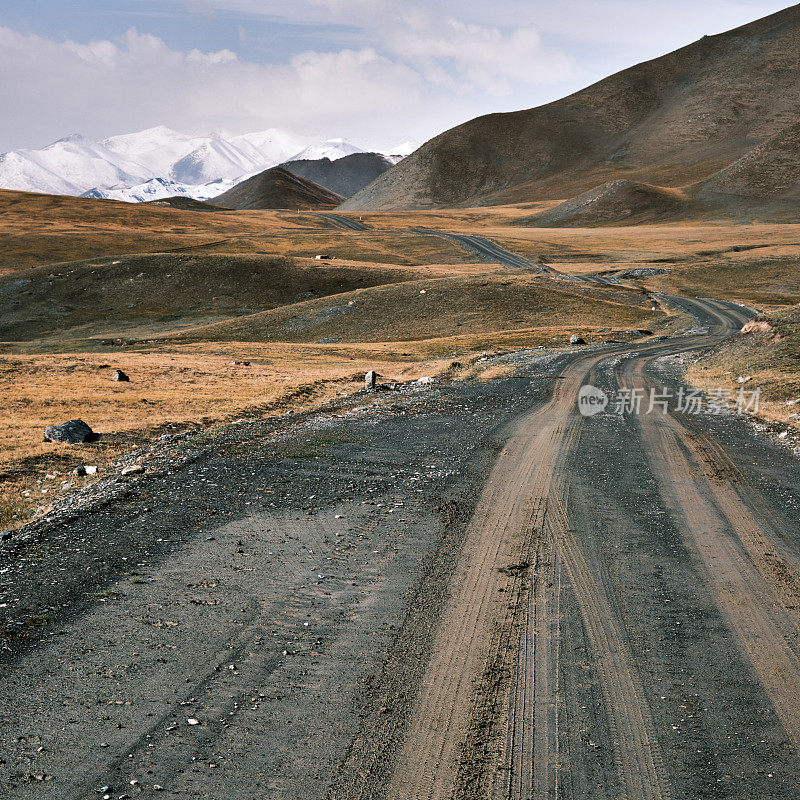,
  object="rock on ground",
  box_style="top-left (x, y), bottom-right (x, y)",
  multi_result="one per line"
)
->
top-left (43, 420), bottom-right (98, 444)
